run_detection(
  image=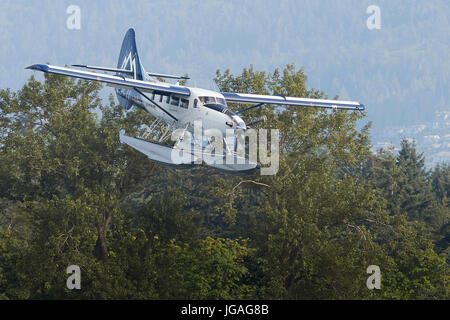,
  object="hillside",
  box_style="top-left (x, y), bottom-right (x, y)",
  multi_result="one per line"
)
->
top-left (0, 0), bottom-right (449, 164)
